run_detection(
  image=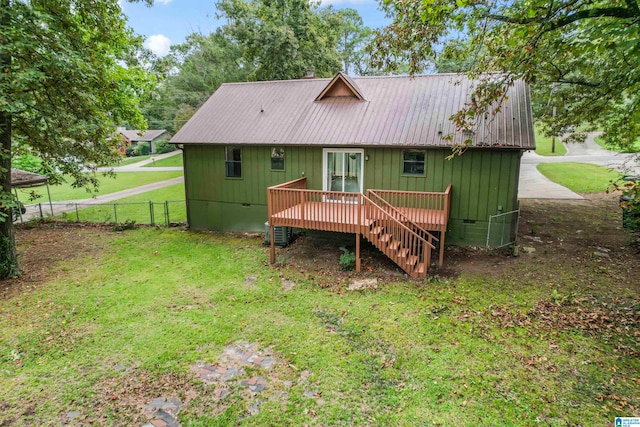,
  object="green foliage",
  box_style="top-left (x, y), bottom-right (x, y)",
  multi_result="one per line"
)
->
top-left (373, 0), bottom-right (640, 153)
top-left (0, 0), bottom-right (154, 276)
top-left (154, 139), bottom-right (176, 154)
top-left (135, 142), bottom-right (150, 156)
top-left (339, 248), bottom-right (356, 271)
top-left (11, 154), bottom-right (42, 173)
top-left (215, 0), bottom-right (342, 81)
top-left (125, 145), bottom-right (136, 157)
top-left (142, 30), bottom-right (250, 133)
top-left (536, 163), bottom-right (623, 193)
top-left (595, 136), bottom-right (640, 154)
